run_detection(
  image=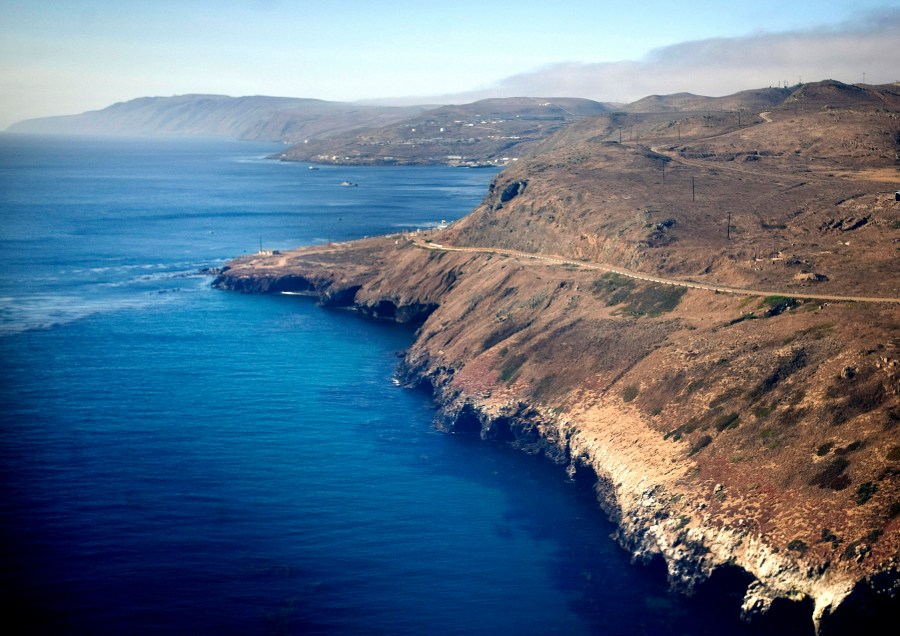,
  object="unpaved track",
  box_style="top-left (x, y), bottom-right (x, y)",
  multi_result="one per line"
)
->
top-left (415, 240), bottom-right (900, 304)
